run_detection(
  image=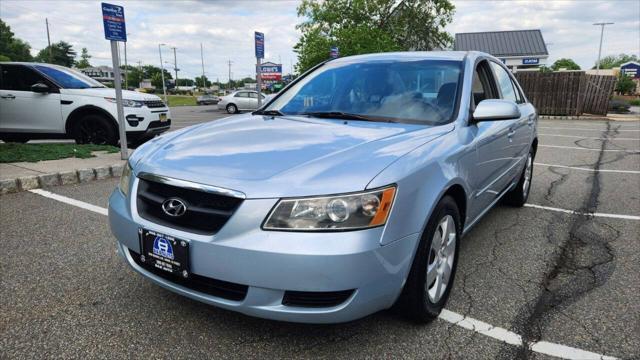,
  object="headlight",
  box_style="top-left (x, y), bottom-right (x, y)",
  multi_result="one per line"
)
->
top-left (105, 97), bottom-right (144, 107)
top-left (119, 162), bottom-right (132, 196)
top-left (263, 186), bottom-right (396, 231)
